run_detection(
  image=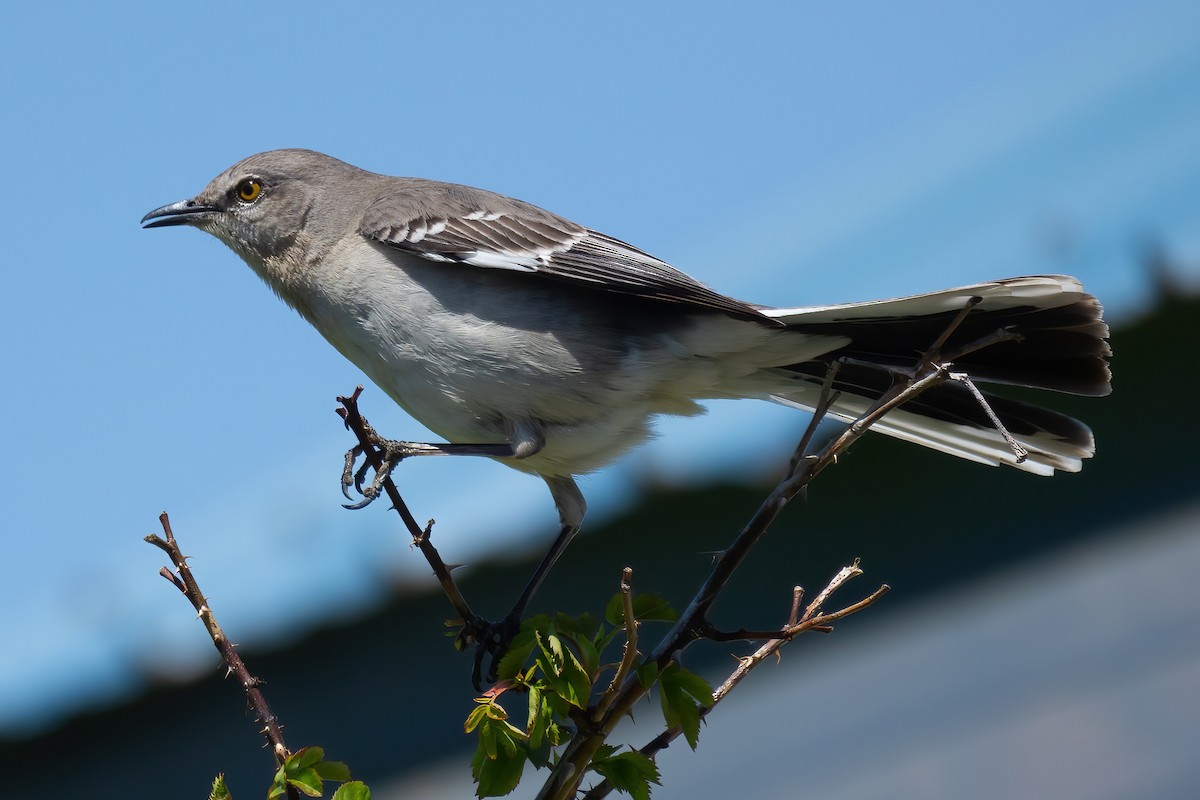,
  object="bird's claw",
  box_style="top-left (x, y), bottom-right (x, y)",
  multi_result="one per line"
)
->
top-left (460, 614), bottom-right (521, 691)
top-left (340, 445), bottom-right (363, 501)
top-left (340, 440), bottom-right (404, 509)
